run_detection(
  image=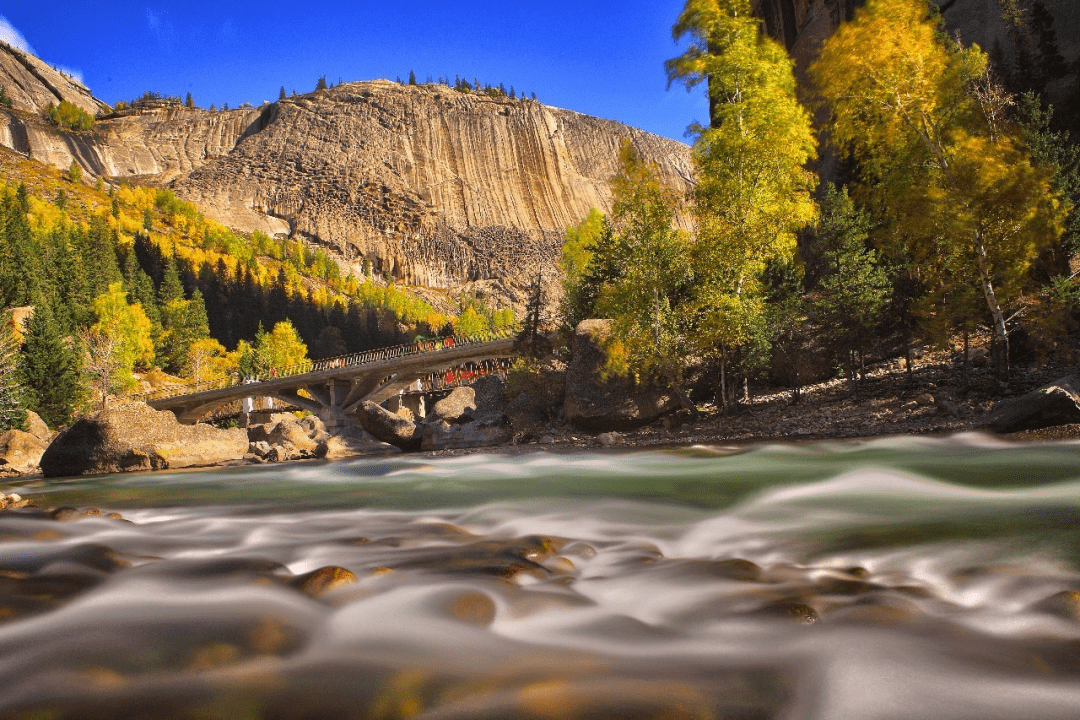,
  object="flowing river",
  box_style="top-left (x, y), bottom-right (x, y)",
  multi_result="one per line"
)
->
top-left (2, 434), bottom-right (1080, 719)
